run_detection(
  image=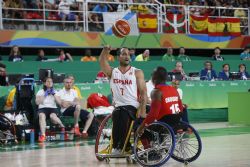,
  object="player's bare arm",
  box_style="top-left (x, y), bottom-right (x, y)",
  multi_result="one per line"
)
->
top-left (135, 69), bottom-right (147, 118)
top-left (99, 45), bottom-right (113, 78)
